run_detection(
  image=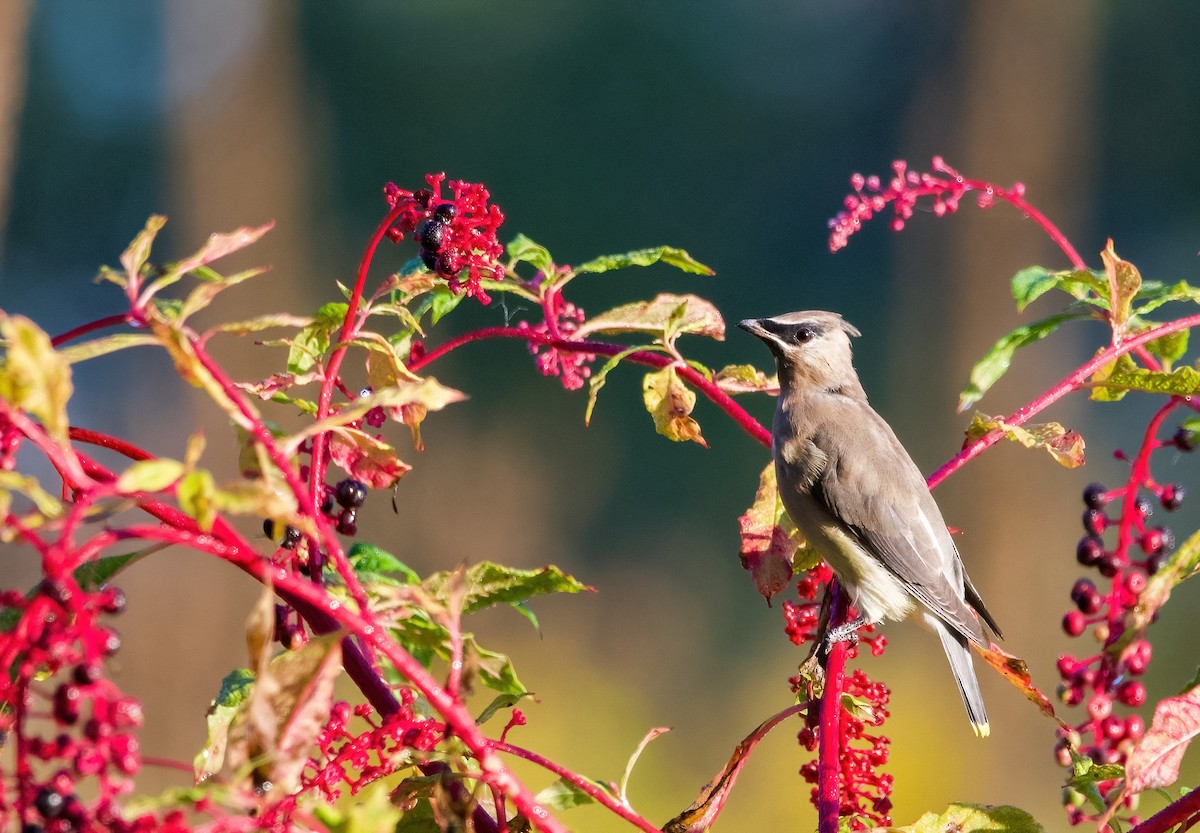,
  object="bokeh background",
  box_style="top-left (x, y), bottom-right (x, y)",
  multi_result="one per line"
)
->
top-left (3, 2), bottom-right (1200, 830)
